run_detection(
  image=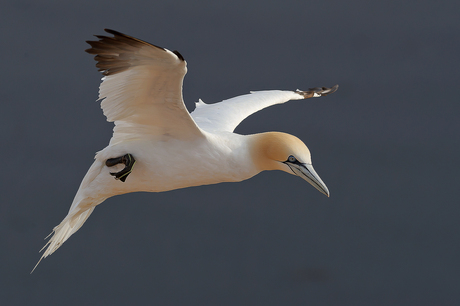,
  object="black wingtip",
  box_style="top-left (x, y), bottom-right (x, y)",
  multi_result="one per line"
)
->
top-left (320, 84), bottom-right (339, 96)
top-left (85, 29), bottom-right (185, 75)
top-left (104, 28), bottom-right (121, 36)
top-left (172, 50), bottom-right (185, 61)
top-left (295, 85), bottom-right (339, 99)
